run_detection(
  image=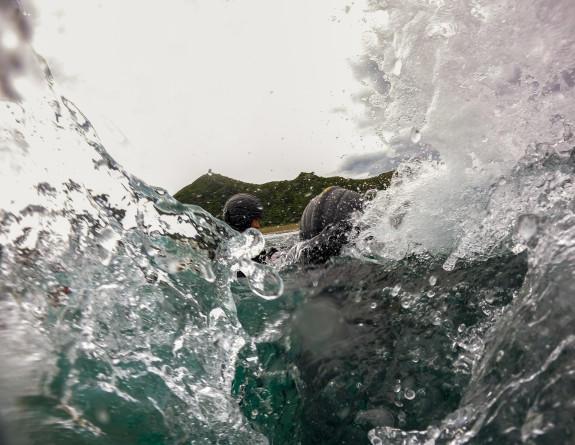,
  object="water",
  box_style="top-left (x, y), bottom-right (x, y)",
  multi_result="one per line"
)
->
top-left (1, 0), bottom-right (575, 444)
